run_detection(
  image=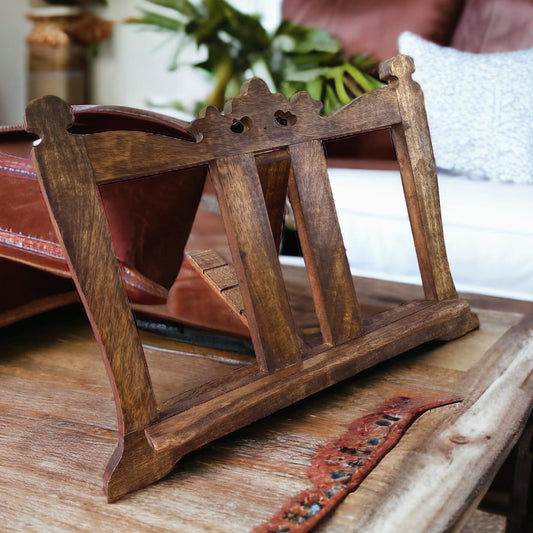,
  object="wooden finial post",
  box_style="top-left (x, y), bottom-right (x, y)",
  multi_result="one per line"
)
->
top-left (380, 55), bottom-right (457, 301)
